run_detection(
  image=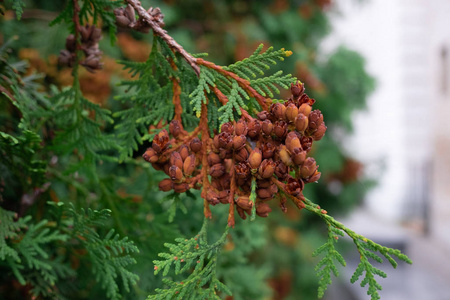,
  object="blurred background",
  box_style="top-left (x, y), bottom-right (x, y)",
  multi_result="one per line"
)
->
top-left (323, 0), bottom-right (450, 299)
top-left (1, 0), bottom-right (449, 299)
